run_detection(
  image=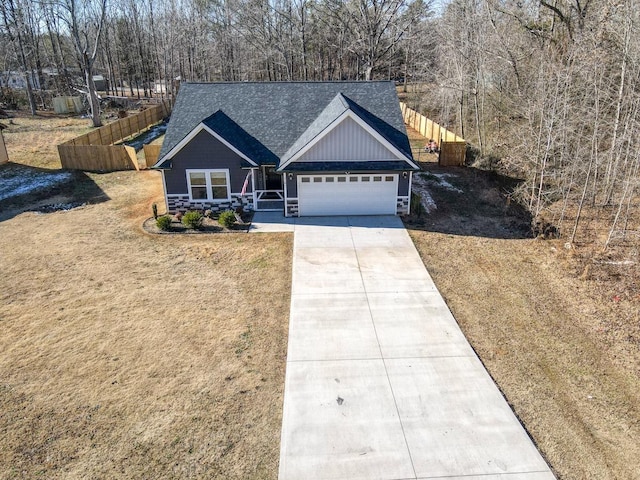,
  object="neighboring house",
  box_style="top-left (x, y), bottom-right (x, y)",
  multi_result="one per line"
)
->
top-left (153, 81), bottom-right (419, 217)
top-left (0, 71), bottom-right (41, 90)
top-left (92, 75), bottom-right (109, 91)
